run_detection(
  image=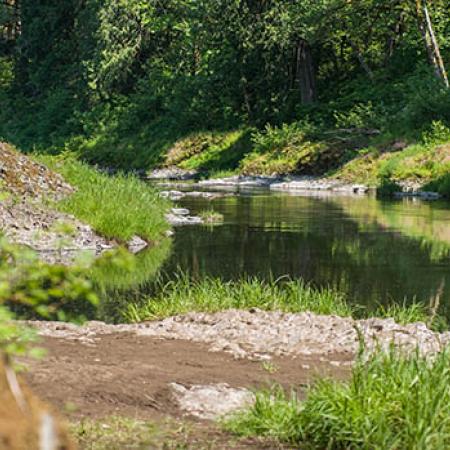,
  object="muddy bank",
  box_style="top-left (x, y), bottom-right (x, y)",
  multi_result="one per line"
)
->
top-left (22, 331), bottom-right (350, 423)
top-left (21, 310), bottom-right (450, 447)
top-left (21, 309), bottom-right (450, 429)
